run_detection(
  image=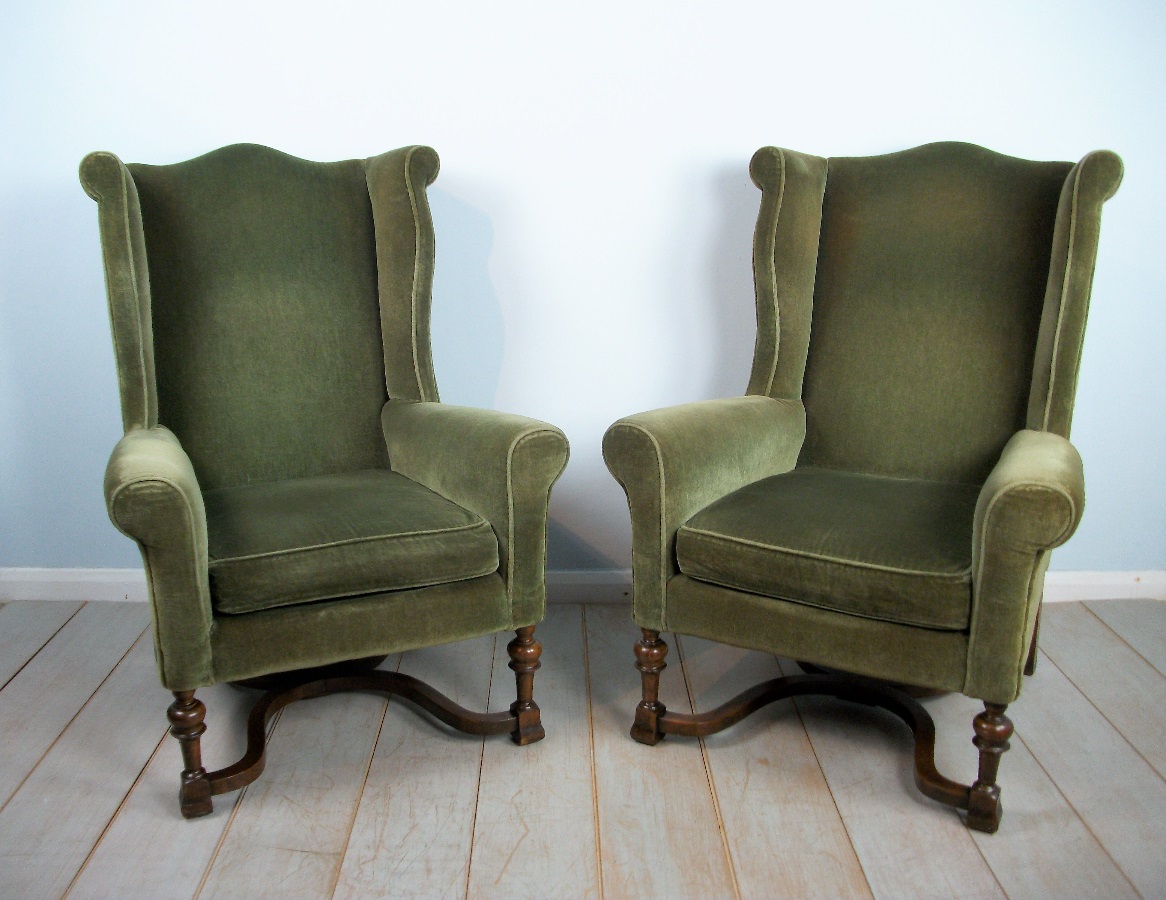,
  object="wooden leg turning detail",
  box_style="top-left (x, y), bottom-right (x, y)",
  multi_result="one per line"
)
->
top-left (508, 626), bottom-right (546, 745)
top-left (630, 629), bottom-right (668, 745)
top-left (967, 703), bottom-right (1012, 833)
top-left (165, 636), bottom-right (548, 819)
top-left (630, 663), bottom-right (1017, 832)
top-left (167, 691), bottom-right (213, 819)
